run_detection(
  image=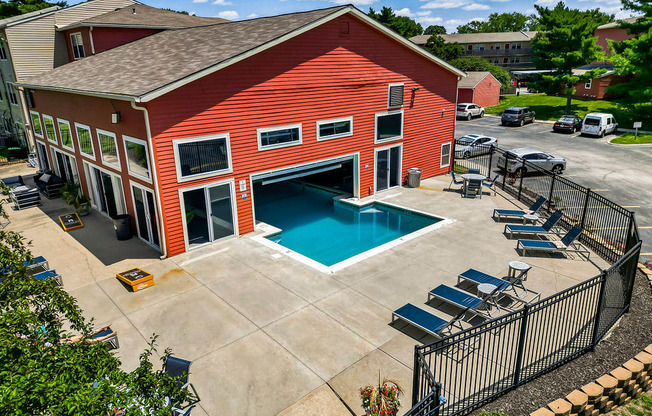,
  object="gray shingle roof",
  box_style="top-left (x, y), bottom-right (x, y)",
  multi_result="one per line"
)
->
top-left (458, 71), bottom-right (495, 88)
top-left (411, 31), bottom-right (538, 46)
top-left (21, 6), bottom-right (347, 98)
top-left (65, 3), bottom-right (227, 29)
top-left (0, 5), bottom-right (60, 28)
top-left (596, 16), bottom-right (641, 30)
